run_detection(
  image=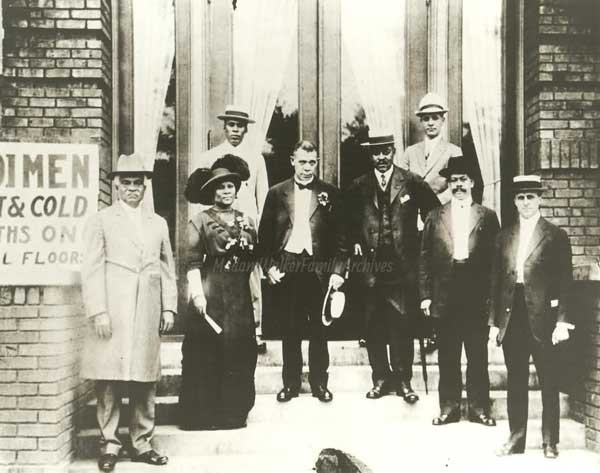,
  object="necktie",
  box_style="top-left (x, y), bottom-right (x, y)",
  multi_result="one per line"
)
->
top-left (380, 174), bottom-right (387, 189)
top-left (295, 180), bottom-right (314, 190)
